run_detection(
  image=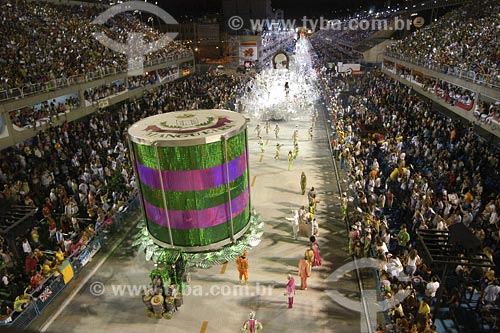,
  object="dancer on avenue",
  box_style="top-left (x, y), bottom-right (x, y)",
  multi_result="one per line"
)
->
top-left (293, 143), bottom-right (299, 159)
top-left (255, 124), bottom-right (261, 138)
top-left (284, 274), bottom-right (295, 308)
top-left (241, 312), bottom-right (262, 332)
top-left (309, 236), bottom-right (322, 267)
top-left (286, 209), bottom-right (300, 240)
top-left (257, 137), bottom-right (265, 153)
top-left (274, 143), bottom-right (284, 159)
top-left (300, 172), bottom-right (307, 195)
top-left (298, 255), bottom-right (311, 290)
top-left (236, 251), bottom-right (249, 285)
top-left (293, 127), bottom-right (298, 145)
